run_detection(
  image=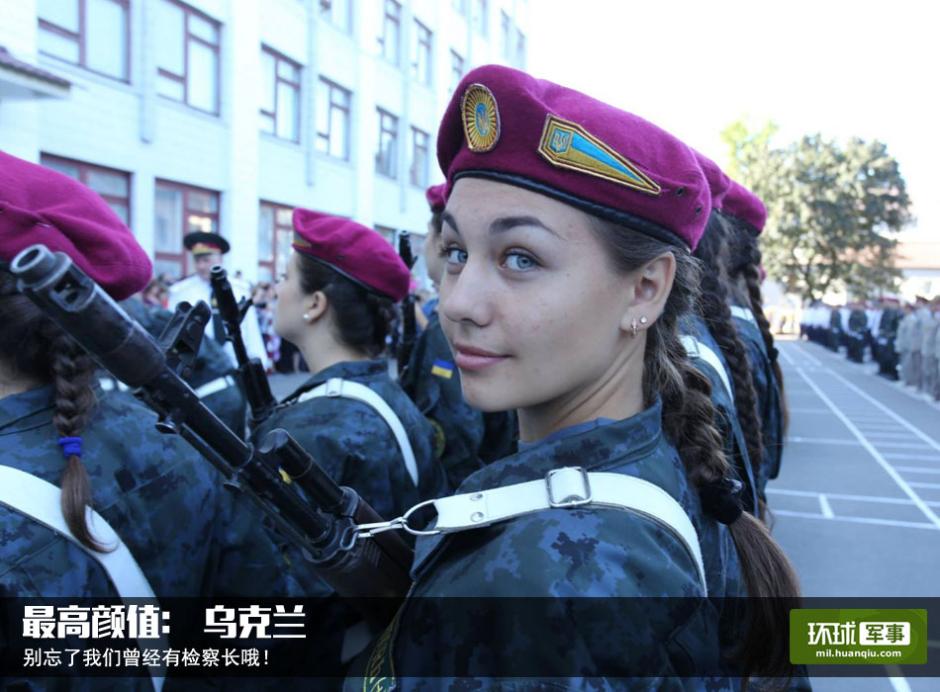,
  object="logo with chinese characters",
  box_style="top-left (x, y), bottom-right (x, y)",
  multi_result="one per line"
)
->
top-left (790, 609), bottom-right (927, 665)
